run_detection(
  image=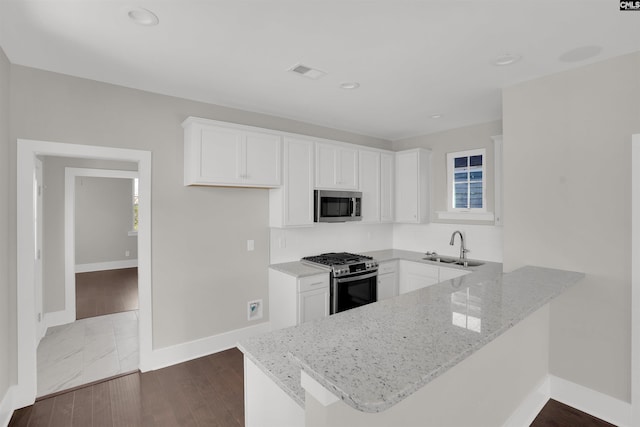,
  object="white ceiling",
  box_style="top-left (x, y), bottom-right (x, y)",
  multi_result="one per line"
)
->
top-left (1, 1), bottom-right (639, 141)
